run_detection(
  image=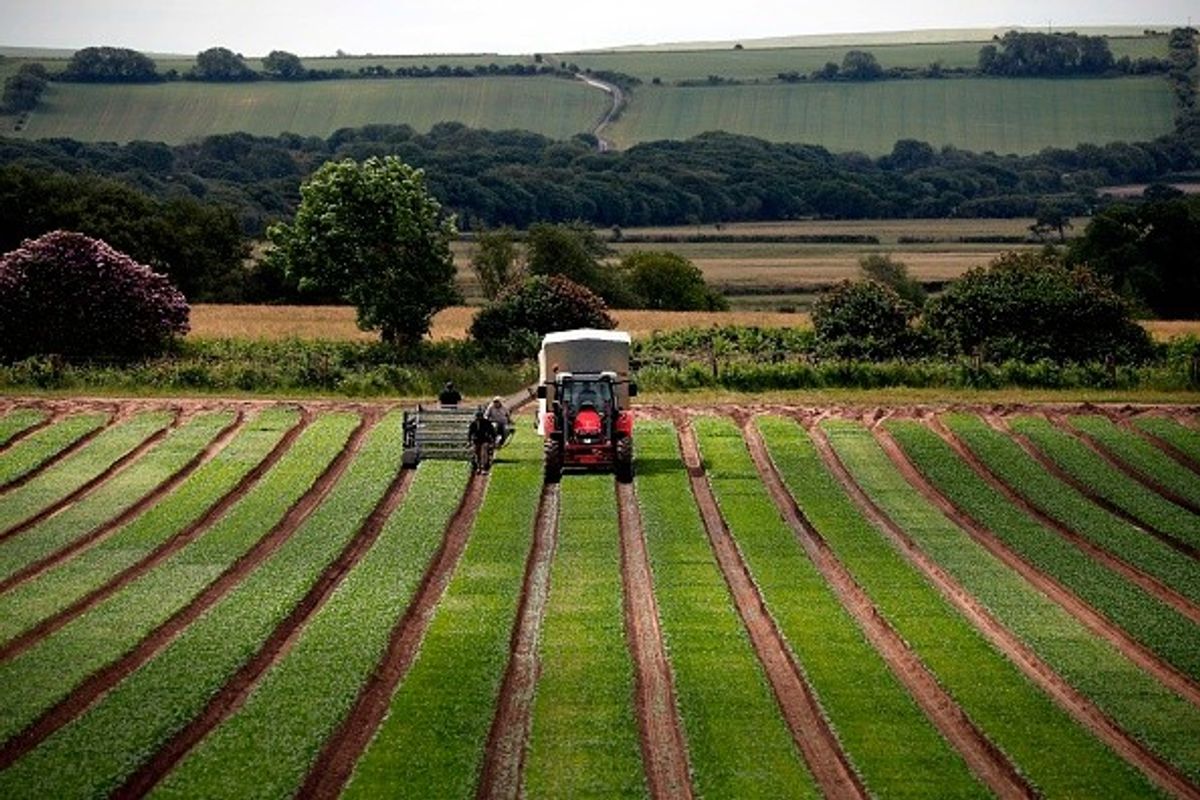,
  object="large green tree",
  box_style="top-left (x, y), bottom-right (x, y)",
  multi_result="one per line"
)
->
top-left (267, 156), bottom-right (459, 345)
